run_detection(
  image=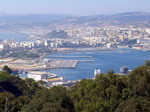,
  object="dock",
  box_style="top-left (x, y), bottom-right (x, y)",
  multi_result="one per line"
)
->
top-left (48, 60), bottom-right (78, 68)
top-left (0, 58), bottom-right (94, 71)
top-left (78, 60), bottom-right (94, 63)
top-left (45, 56), bottom-right (92, 58)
